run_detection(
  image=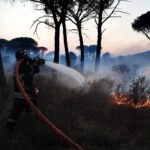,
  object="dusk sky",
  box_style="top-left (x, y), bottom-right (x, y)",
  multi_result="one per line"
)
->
top-left (0, 0), bottom-right (150, 56)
